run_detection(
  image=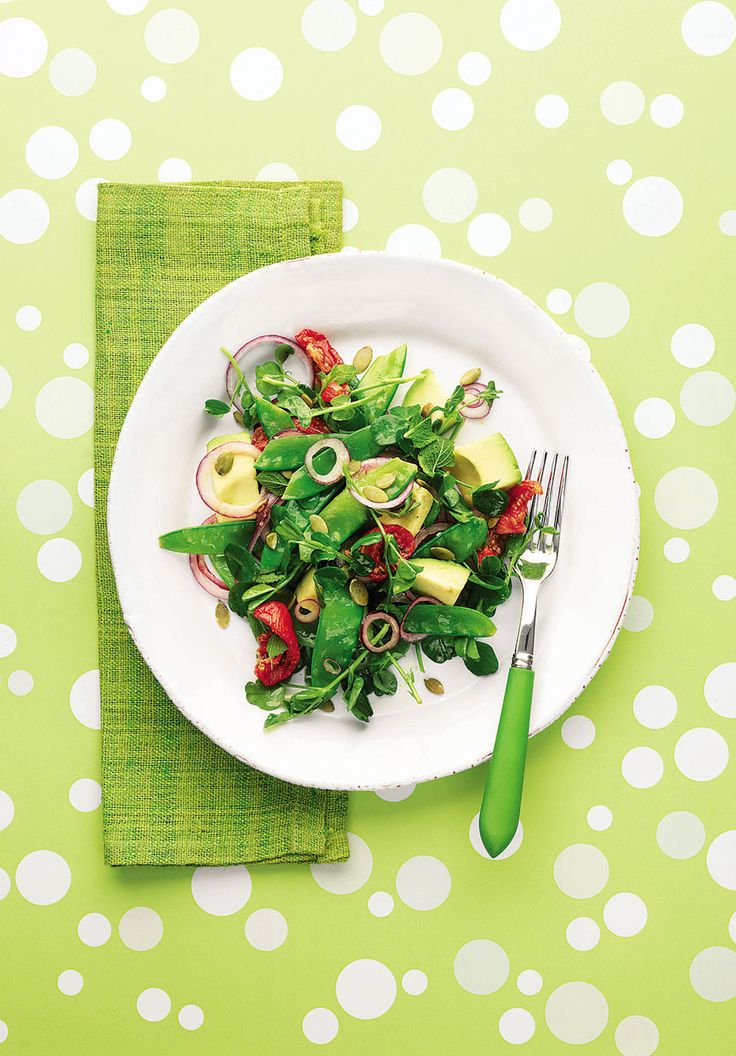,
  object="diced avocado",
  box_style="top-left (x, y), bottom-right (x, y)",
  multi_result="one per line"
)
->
top-left (296, 568), bottom-right (317, 603)
top-left (412, 558), bottom-right (470, 606)
top-left (320, 458), bottom-right (417, 544)
top-left (451, 432), bottom-right (521, 500)
top-left (211, 450), bottom-right (260, 509)
top-left (380, 484), bottom-right (433, 536)
top-left (207, 431), bottom-right (251, 452)
top-left (402, 368), bottom-right (448, 424)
